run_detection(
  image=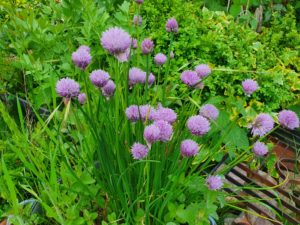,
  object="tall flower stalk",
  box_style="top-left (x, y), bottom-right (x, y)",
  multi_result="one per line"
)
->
top-left (162, 19), bottom-right (177, 103)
